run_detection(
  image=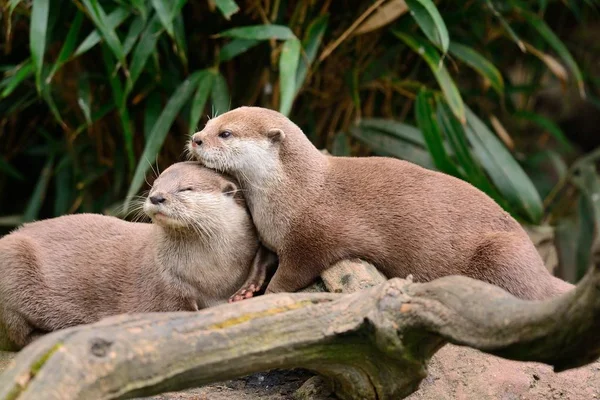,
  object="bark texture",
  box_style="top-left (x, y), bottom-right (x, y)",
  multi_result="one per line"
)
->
top-left (0, 259), bottom-right (598, 400)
